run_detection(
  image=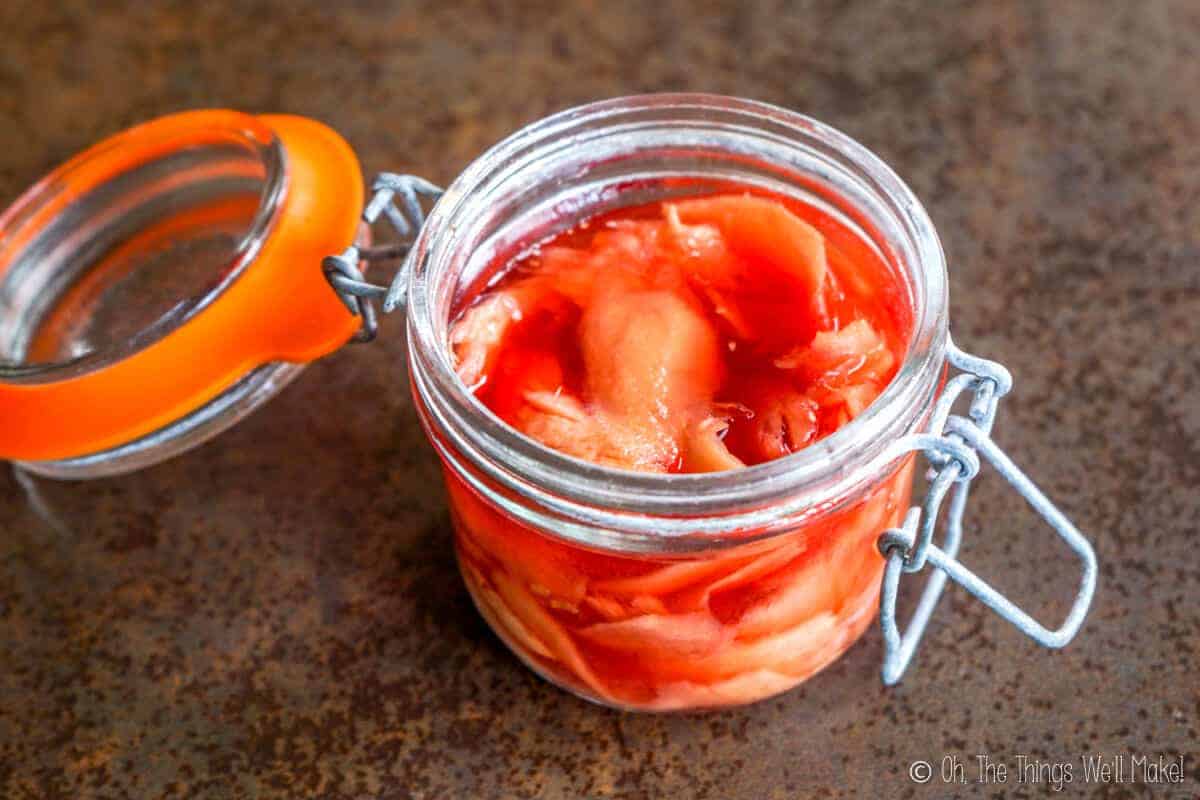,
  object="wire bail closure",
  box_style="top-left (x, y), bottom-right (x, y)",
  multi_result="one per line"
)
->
top-left (322, 174), bottom-right (444, 342)
top-left (876, 339), bottom-right (1098, 685)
